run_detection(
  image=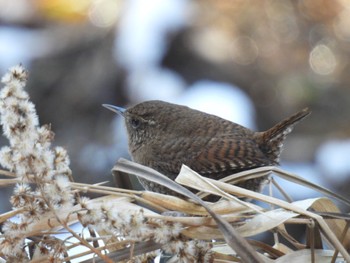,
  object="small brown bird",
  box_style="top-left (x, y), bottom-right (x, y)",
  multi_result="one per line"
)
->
top-left (103, 100), bottom-right (310, 197)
